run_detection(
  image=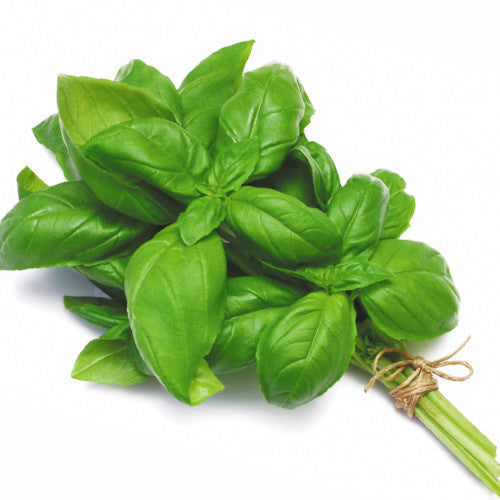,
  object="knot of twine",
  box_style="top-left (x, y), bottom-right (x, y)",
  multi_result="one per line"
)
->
top-left (364, 337), bottom-right (473, 417)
